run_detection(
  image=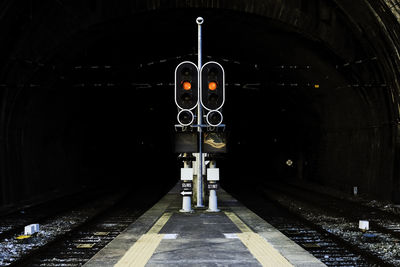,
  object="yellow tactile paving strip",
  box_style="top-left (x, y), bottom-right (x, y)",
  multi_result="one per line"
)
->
top-left (114, 212), bottom-right (172, 267)
top-left (225, 211), bottom-right (293, 267)
top-left (115, 211), bottom-right (293, 267)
